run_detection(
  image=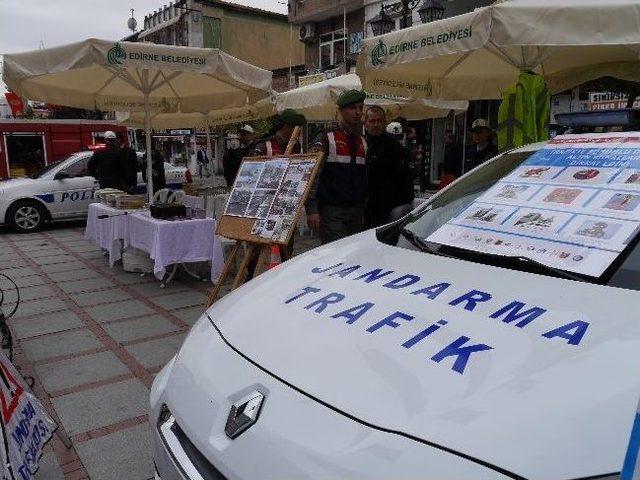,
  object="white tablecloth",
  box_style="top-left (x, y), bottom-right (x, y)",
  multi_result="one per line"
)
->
top-left (126, 211), bottom-right (224, 282)
top-left (85, 203), bottom-right (133, 266)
